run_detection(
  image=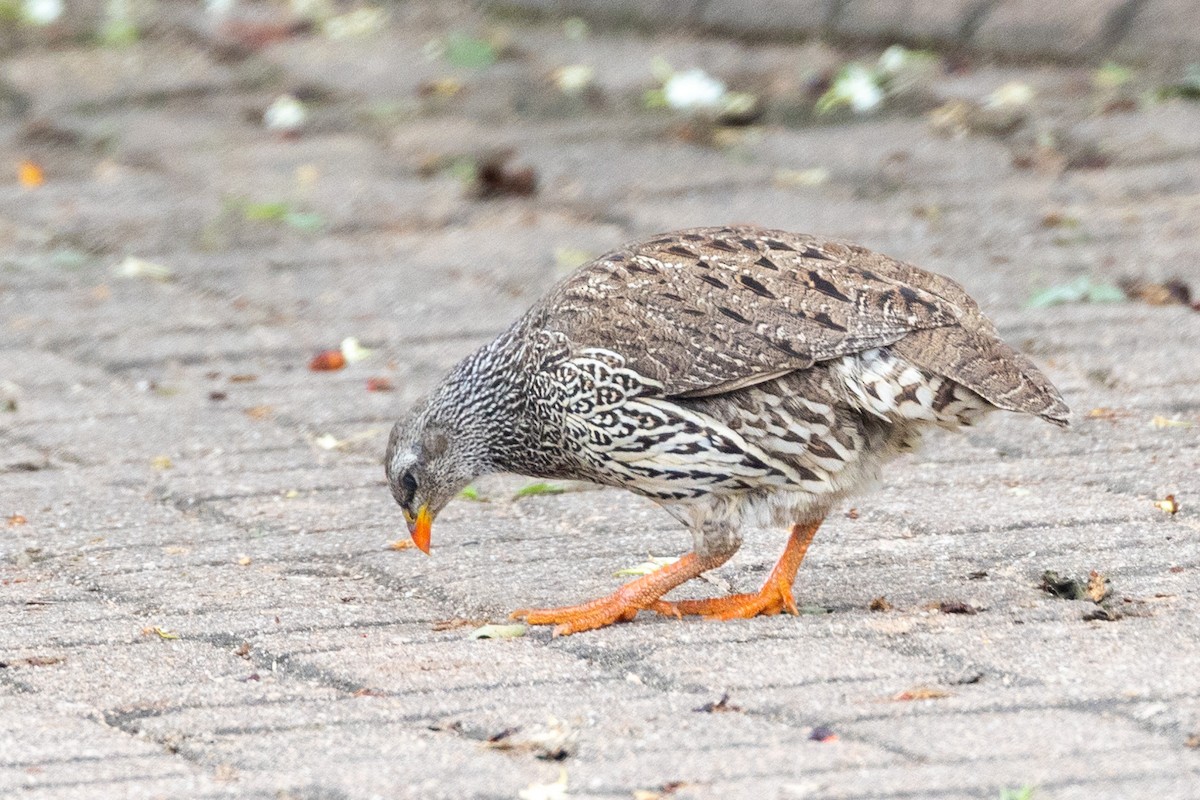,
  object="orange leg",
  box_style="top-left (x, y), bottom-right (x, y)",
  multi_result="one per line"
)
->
top-left (652, 519), bottom-right (822, 621)
top-left (510, 549), bottom-right (734, 636)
